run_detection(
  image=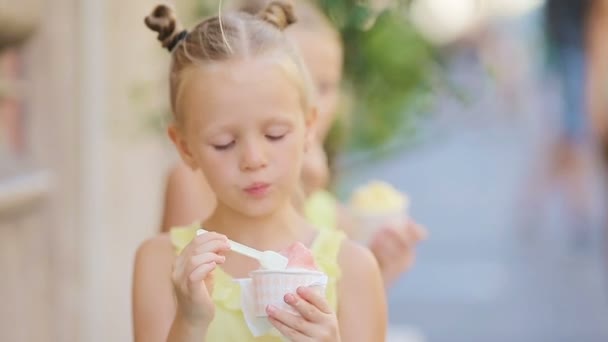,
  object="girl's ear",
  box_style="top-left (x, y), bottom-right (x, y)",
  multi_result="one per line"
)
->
top-left (168, 123), bottom-right (198, 170)
top-left (304, 107), bottom-right (319, 152)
